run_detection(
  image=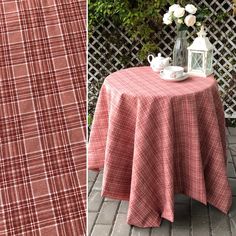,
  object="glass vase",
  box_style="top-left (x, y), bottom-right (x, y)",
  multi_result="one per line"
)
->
top-left (173, 30), bottom-right (188, 71)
